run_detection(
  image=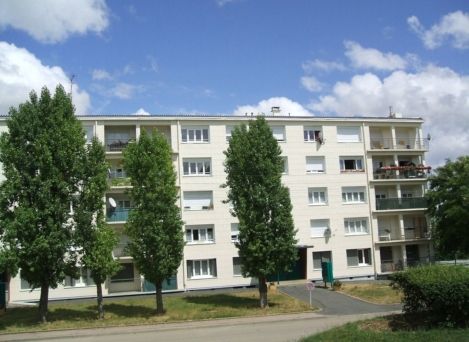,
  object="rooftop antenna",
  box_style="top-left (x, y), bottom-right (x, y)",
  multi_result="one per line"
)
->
top-left (69, 74), bottom-right (76, 99)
